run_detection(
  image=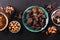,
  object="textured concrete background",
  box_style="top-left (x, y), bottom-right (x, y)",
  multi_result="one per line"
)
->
top-left (0, 0), bottom-right (60, 40)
